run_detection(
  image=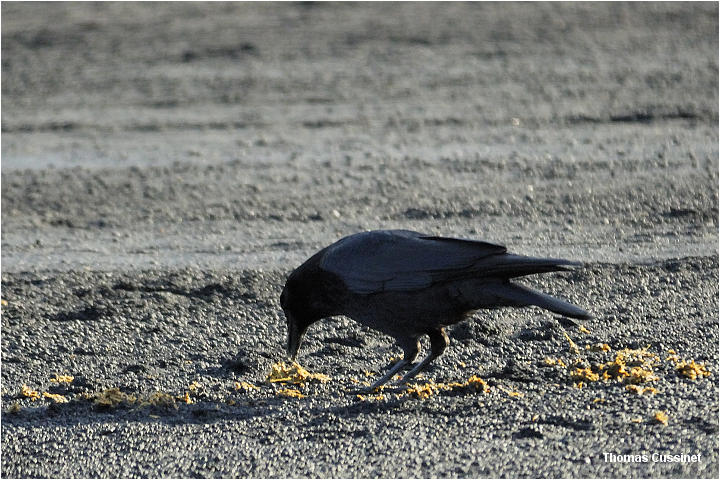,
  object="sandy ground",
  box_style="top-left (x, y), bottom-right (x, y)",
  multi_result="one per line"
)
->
top-left (1, 2), bottom-right (718, 478)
